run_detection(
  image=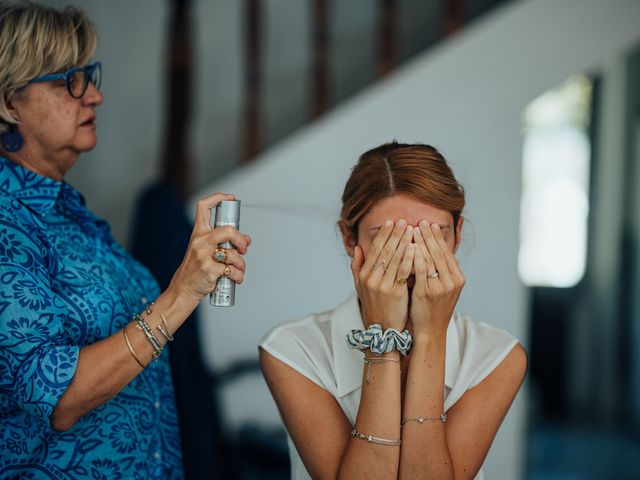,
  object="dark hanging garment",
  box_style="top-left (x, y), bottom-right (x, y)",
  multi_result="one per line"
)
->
top-left (130, 182), bottom-right (227, 479)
